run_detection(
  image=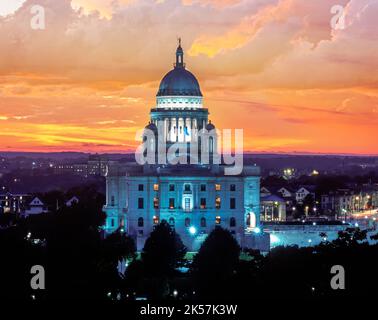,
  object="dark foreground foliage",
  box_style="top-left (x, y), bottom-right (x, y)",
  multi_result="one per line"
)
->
top-left (0, 189), bottom-right (377, 301)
